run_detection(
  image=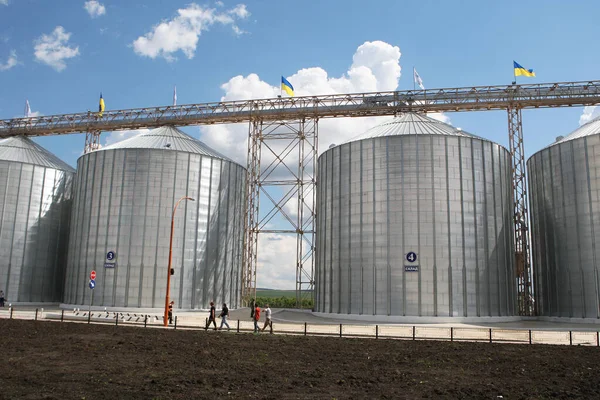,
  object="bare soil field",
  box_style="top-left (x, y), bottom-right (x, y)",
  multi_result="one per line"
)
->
top-left (1, 319), bottom-right (599, 399)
